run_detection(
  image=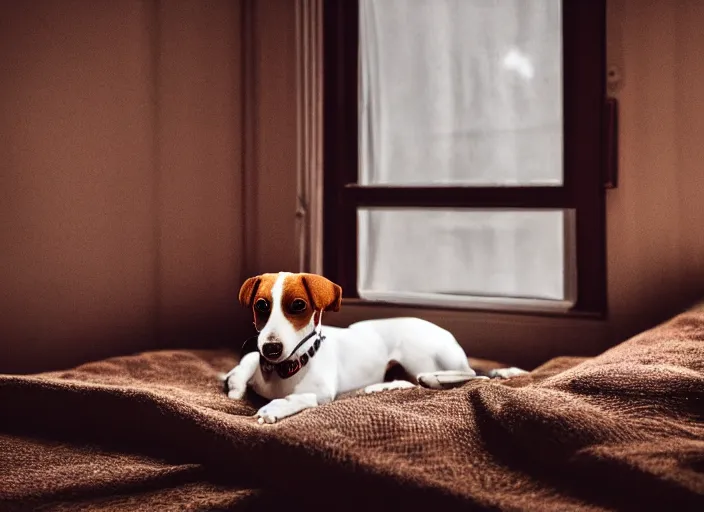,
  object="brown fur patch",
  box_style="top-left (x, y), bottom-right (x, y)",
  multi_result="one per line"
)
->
top-left (300, 273), bottom-right (342, 312)
top-left (238, 276), bottom-right (260, 308)
top-left (281, 274), bottom-right (318, 331)
top-left (246, 273), bottom-right (278, 332)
